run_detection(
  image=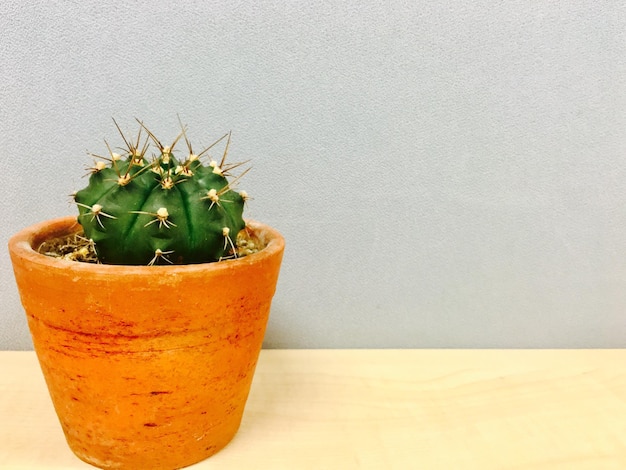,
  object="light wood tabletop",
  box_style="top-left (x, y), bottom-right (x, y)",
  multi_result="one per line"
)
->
top-left (2, 349), bottom-right (626, 469)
